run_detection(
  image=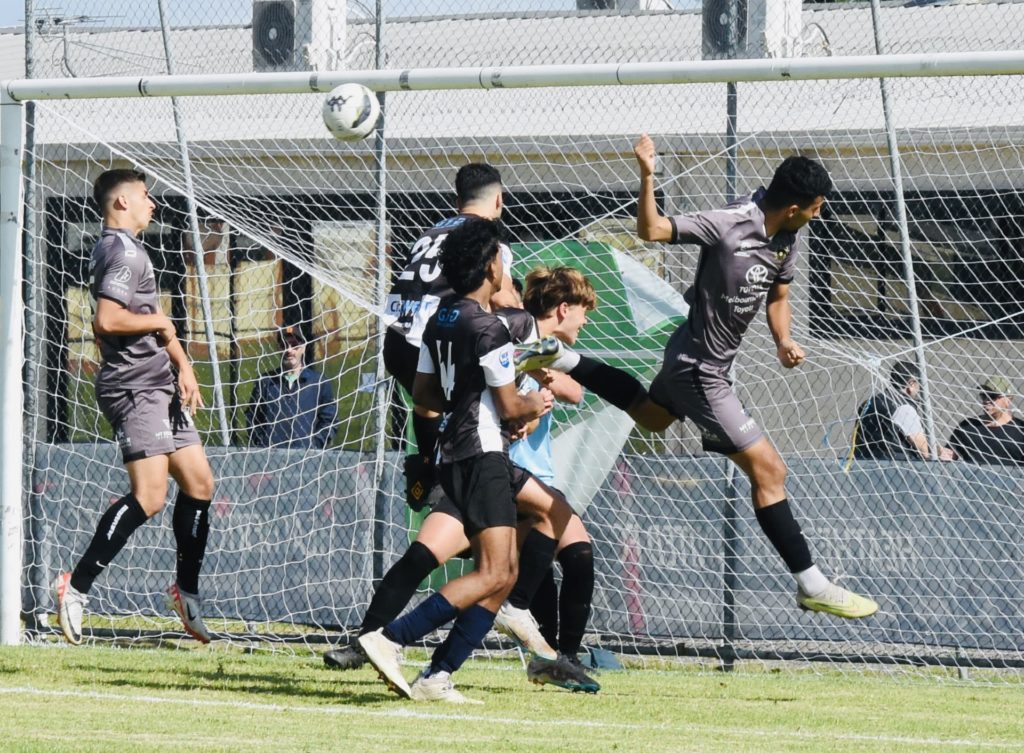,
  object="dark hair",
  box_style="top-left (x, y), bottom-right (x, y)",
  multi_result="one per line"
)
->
top-left (440, 217), bottom-right (502, 295)
top-left (890, 360), bottom-right (920, 388)
top-left (454, 163), bottom-right (502, 207)
top-left (523, 266), bottom-right (597, 316)
top-left (511, 277), bottom-right (524, 296)
top-left (763, 156), bottom-right (832, 210)
top-left (93, 168), bottom-right (147, 209)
